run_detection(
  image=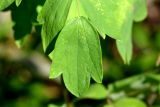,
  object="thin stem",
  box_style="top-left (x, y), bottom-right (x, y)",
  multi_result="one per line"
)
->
top-left (61, 76), bottom-right (74, 107)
